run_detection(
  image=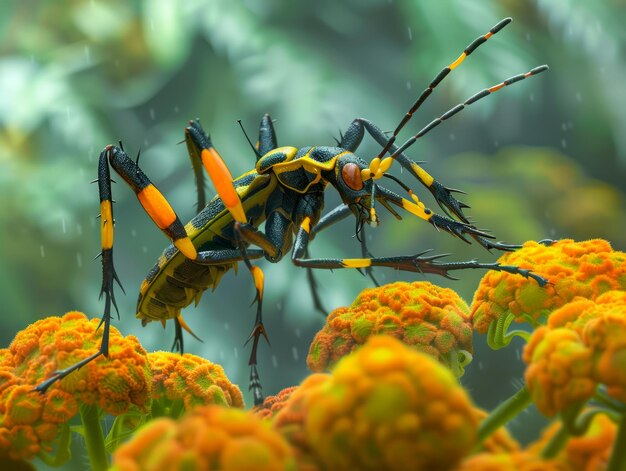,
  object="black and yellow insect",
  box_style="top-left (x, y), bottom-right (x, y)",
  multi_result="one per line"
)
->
top-left (36, 18), bottom-right (548, 404)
